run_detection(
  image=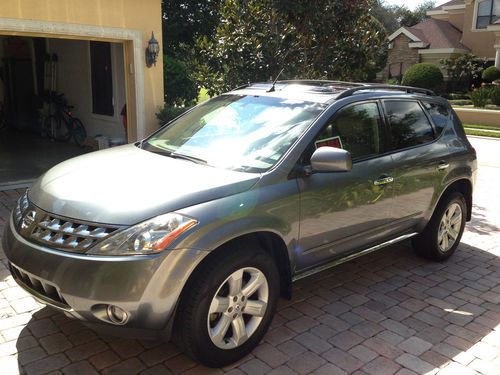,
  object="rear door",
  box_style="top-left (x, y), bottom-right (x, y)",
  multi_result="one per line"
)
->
top-left (382, 100), bottom-right (444, 233)
top-left (296, 101), bottom-right (395, 271)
